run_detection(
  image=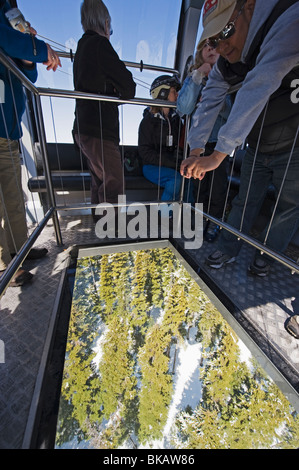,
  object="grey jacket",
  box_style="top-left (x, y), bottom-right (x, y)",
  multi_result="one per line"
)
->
top-left (188, 0), bottom-right (299, 155)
